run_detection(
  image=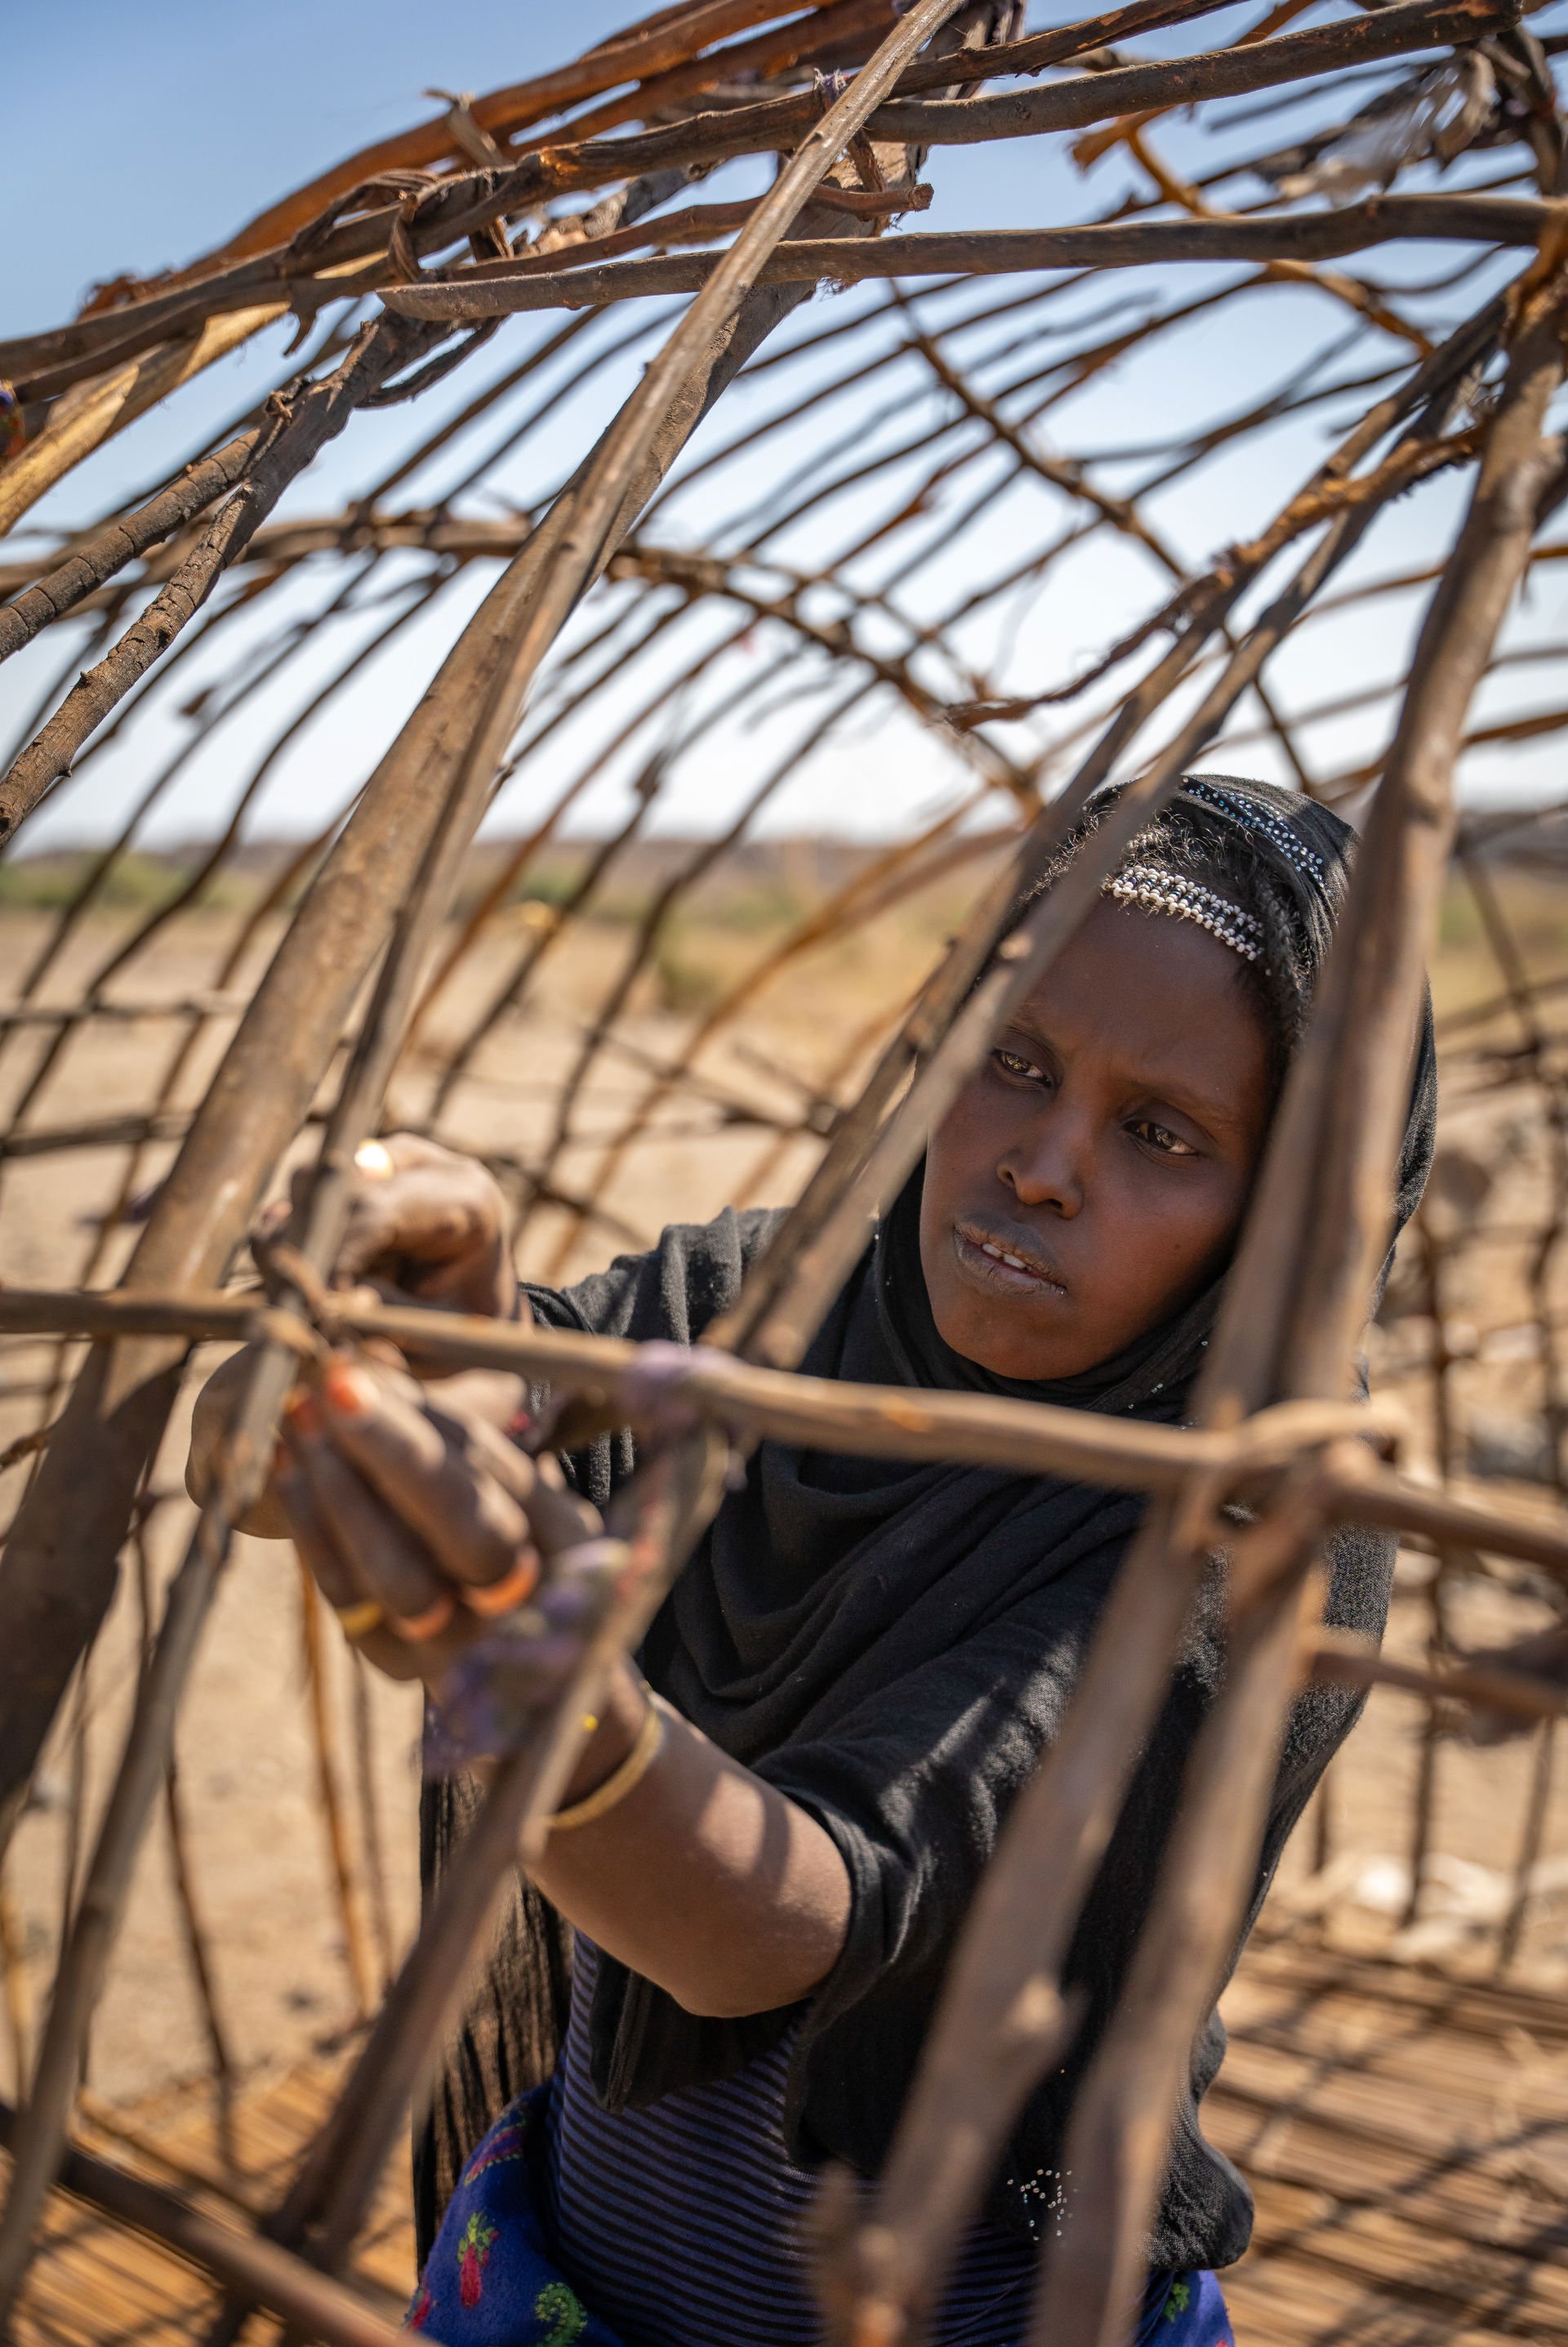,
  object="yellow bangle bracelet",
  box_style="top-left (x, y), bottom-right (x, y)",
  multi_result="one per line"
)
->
top-left (546, 1697), bottom-right (665, 1833)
